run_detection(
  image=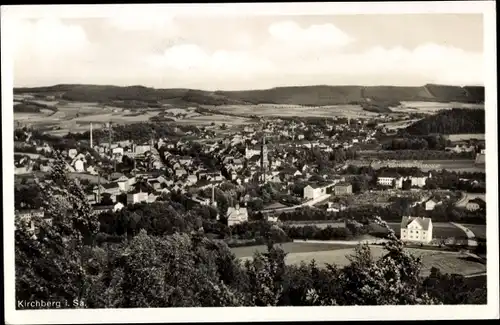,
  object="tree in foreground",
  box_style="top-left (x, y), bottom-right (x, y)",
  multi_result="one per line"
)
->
top-left (15, 151), bottom-right (99, 306)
